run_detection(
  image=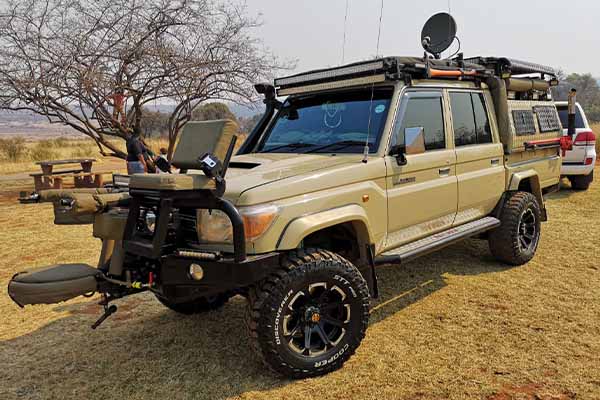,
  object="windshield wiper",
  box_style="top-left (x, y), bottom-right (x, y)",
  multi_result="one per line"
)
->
top-left (310, 140), bottom-right (368, 153)
top-left (261, 142), bottom-right (316, 153)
